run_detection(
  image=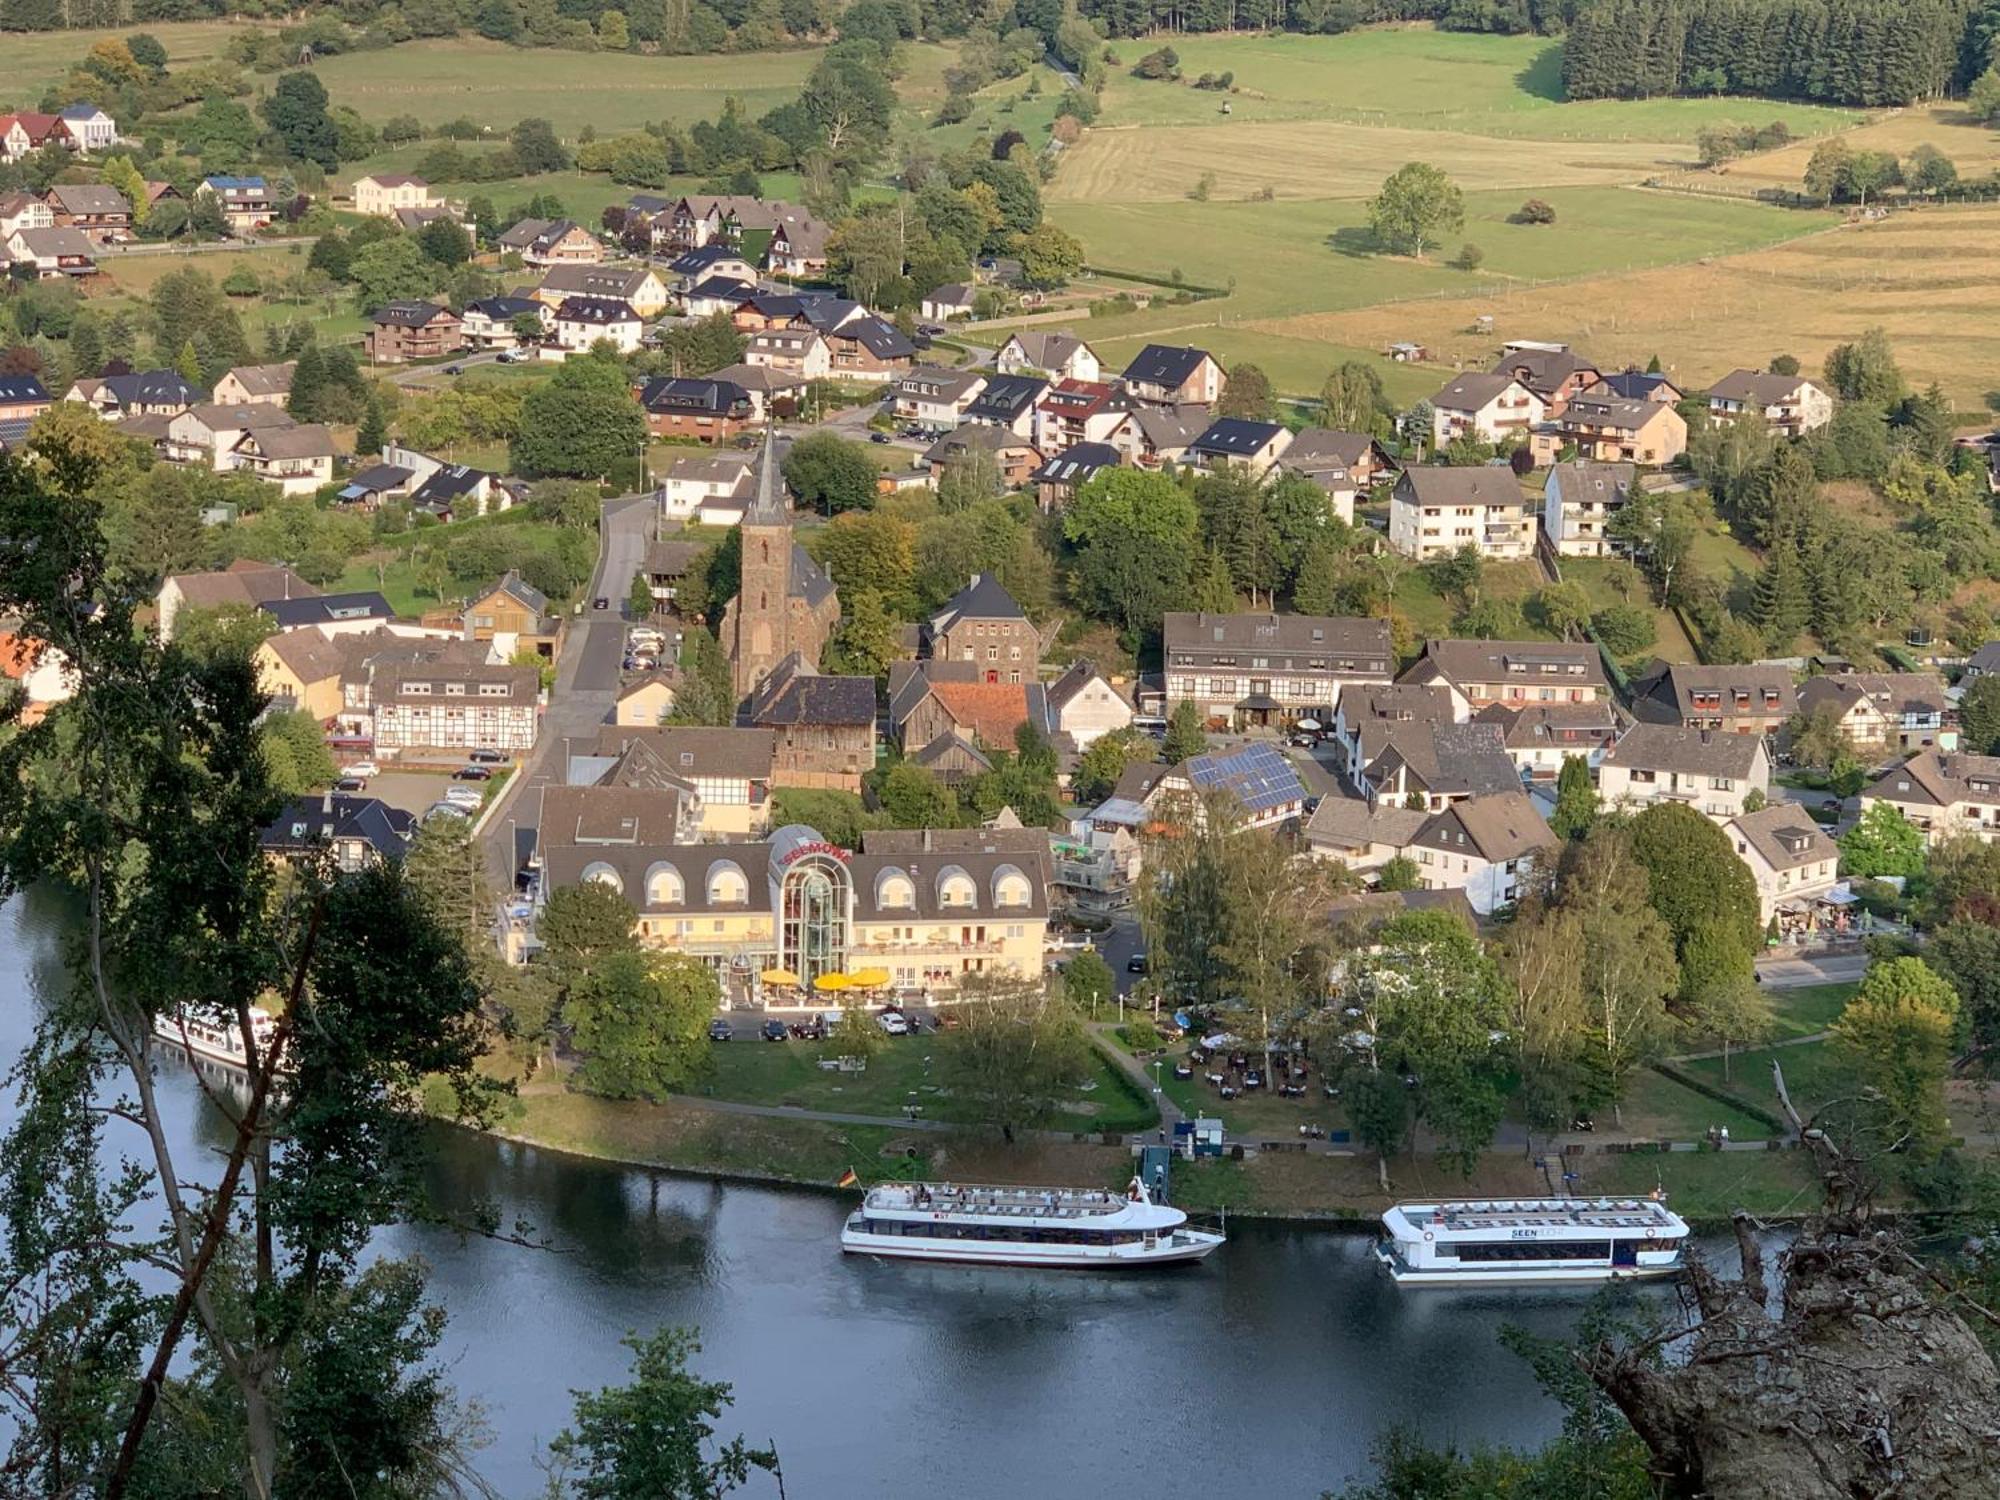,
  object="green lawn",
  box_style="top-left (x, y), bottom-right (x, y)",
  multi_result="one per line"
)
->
top-left (0, 18), bottom-right (250, 103)
top-left (1618, 1066), bottom-right (1781, 1142)
top-left (1580, 1145), bottom-right (1828, 1219)
top-left (1561, 556), bottom-right (1700, 664)
top-left (1763, 982), bottom-right (1857, 1040)
top-left (697, 1032), bottom-right (1159, 1133)
top-left (1678, 1036), bottom-right (1842, 1121)
top-left (1092, 30), bottom-right (1862, 142)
